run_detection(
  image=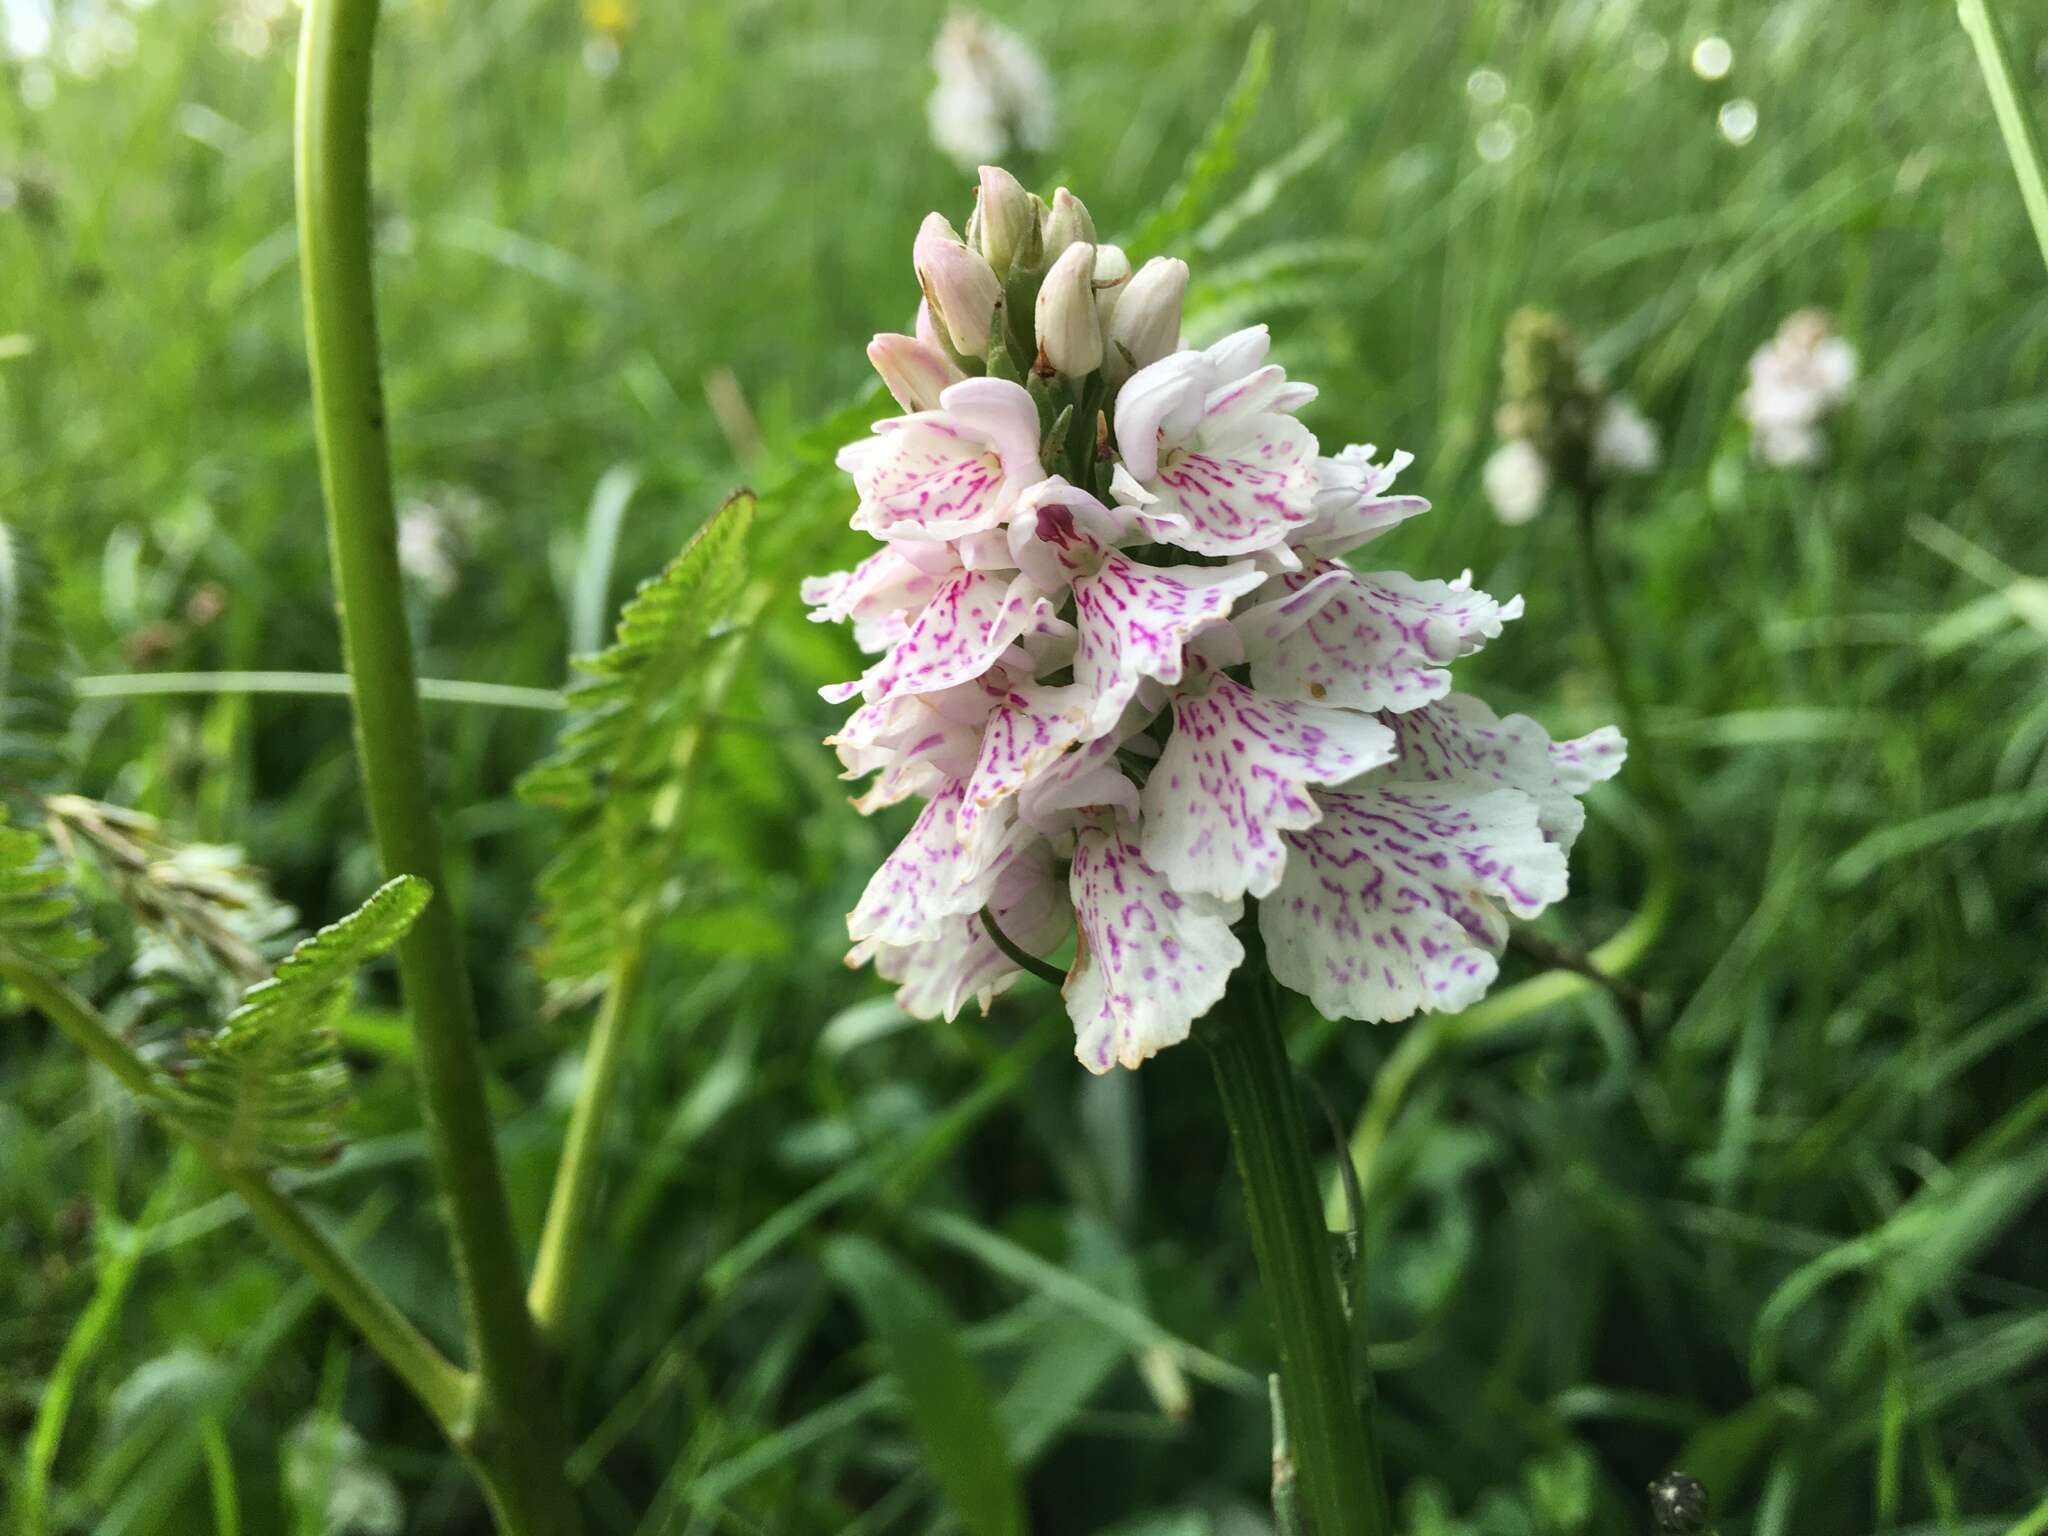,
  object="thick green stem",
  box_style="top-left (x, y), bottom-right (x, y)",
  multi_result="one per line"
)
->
top-left (1206, 967), bottom-right (1393, 1536)
top-left (294, 4), bottom-right (578, 1530)
top-left (0, 958), bottom-right (475, 1432)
